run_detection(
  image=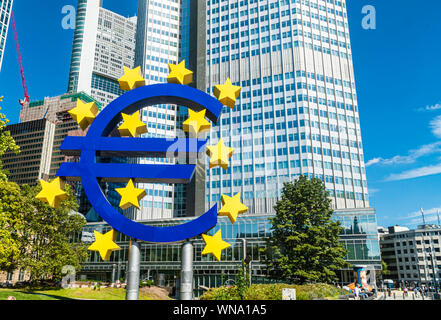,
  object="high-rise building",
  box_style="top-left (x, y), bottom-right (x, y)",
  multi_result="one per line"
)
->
top-left (3, 119), bottom-right (55, 185)
top-left (20, 92), bottom-right (103, 177)
top-left (11, 92), bottom-right (102, 184)
top-left (134, 0), bottom-right (208, 220)
top-left (16, 92), bottom-right (127, 219)
top-left (0, 0), bottom-right (13, 71)
top-left (77, 0), bottom-right (381, 290)
top-left (67, 0), bottom-right (137, 106)
top-left (134, 0), bottom-right (184, 220)
top-left (204, 0), bottom-right (380, 276)
top-left (65, 0), bottom-right (138, 220)
top-left (206, 0), bottom-right (368, 213)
